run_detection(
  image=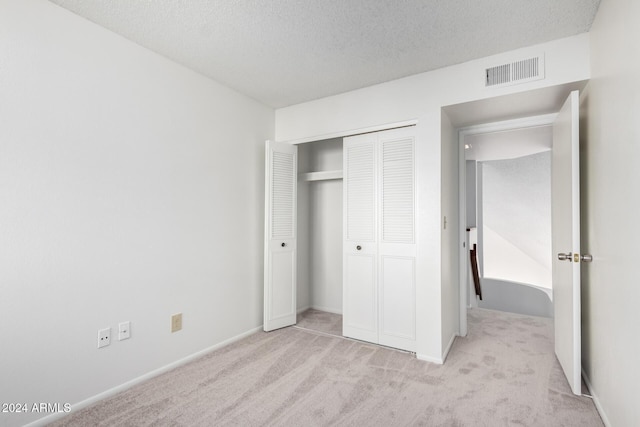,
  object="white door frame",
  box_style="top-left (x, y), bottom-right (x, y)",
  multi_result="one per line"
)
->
top-left (457, 113), bottom-right (557, 336)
